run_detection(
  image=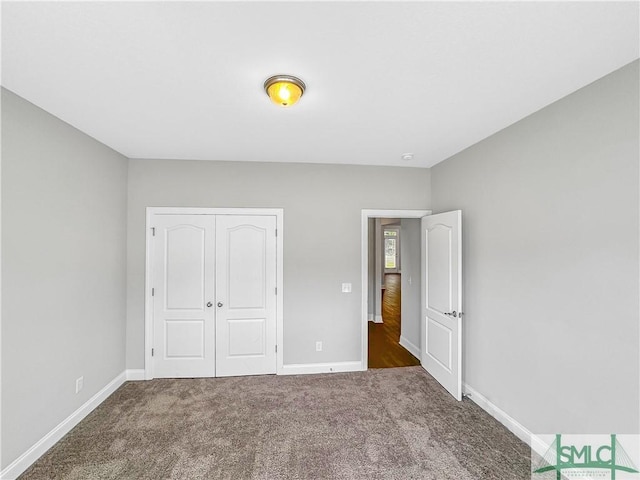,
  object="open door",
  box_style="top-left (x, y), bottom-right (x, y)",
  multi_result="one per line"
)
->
top-left (421, 210), bottom-right (462, 400)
